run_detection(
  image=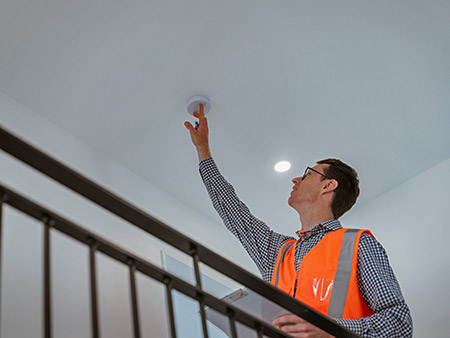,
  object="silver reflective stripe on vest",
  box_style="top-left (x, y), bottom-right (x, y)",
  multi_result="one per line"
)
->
top-left (327, 228), bottom-right (360, 318)
top-left (274, 241), bottom-right (296, 287)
